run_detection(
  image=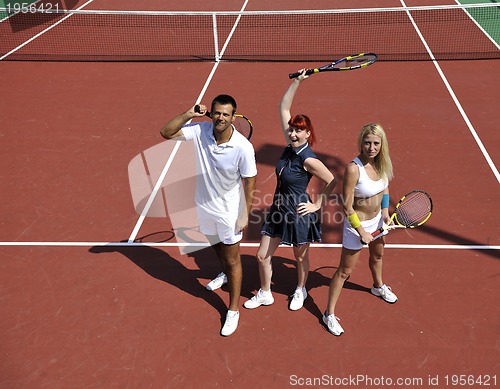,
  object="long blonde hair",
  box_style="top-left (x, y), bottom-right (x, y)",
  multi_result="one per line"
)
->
top-left (358, 123), bottom-right (394, 181)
